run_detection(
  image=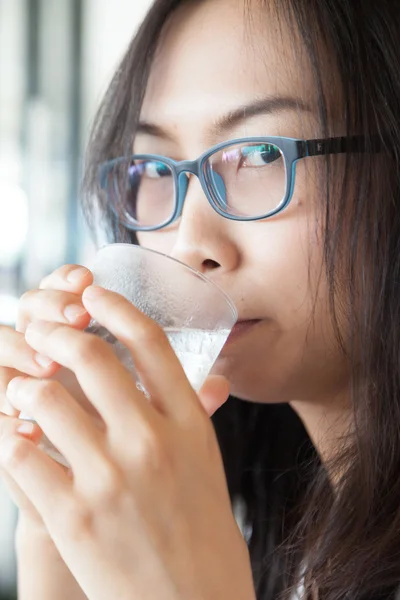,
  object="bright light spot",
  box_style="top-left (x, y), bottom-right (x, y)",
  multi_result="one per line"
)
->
top-left (222, 148), bottom-right (240, 163)
top-left (0, 182), bottom-right (29, 266)
top-left (0, 293), bottom-right (19, 326)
